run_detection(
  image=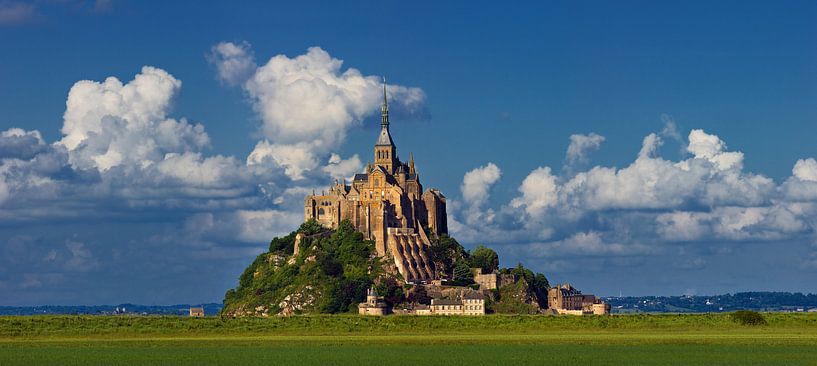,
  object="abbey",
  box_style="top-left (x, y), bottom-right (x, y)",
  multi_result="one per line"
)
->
top-left (304, 82), bottom-right (447, 283)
